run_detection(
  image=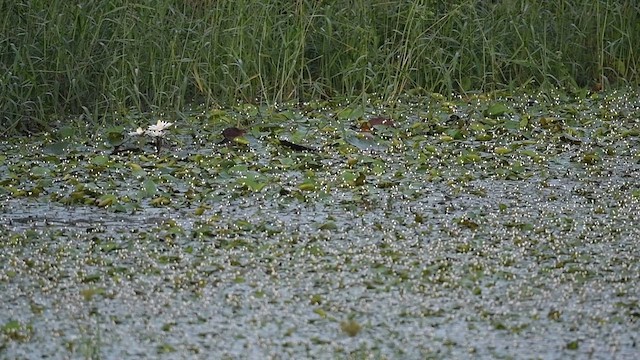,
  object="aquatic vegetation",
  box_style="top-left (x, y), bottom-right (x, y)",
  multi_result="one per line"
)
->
top-left (3, 0), bottom-right (639, 133)
top-left (124, 119), bottom-right (175, 154)
top-left (0, 90), bottom-right (639, 358)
